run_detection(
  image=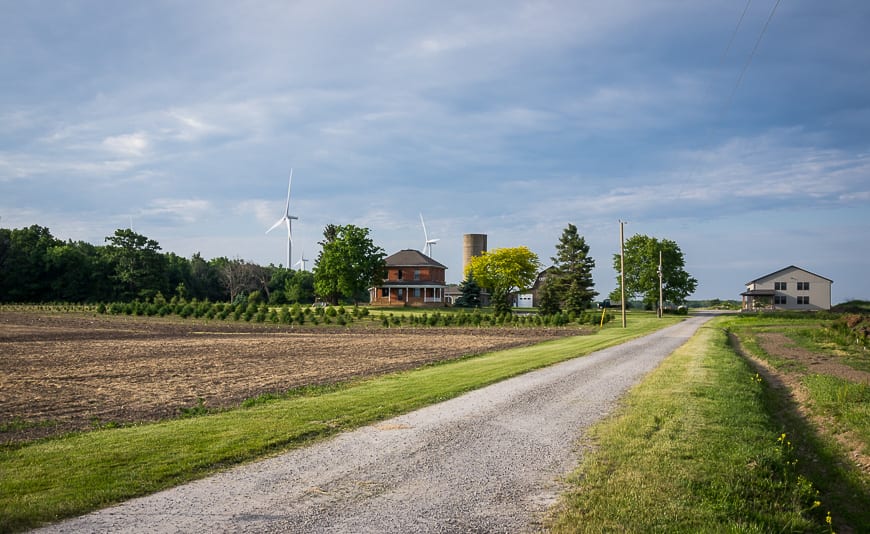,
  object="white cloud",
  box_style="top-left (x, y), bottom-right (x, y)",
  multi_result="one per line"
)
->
top-left (101, 132), bottom-right (149, 157)
top-left (139, 198), bottom-right (212, 224)
top-left (164, 110), bottom-right (223, 142)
